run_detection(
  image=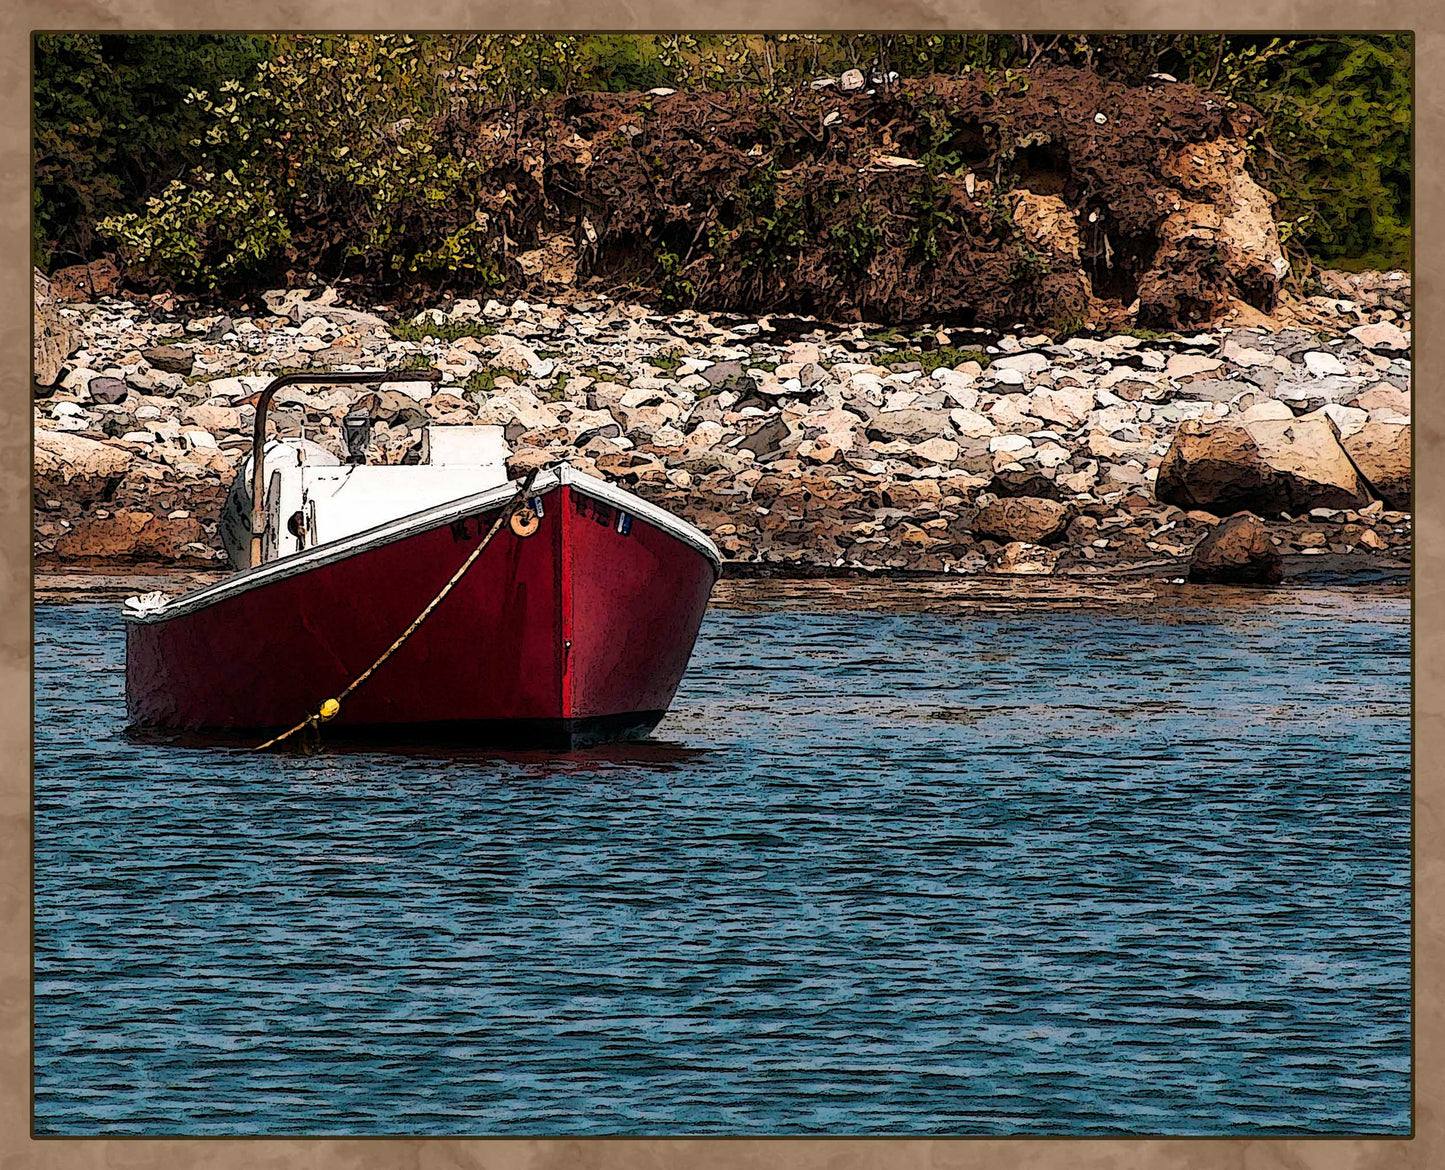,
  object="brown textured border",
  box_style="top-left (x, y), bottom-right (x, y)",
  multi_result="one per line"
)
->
top-left (4, 7), bottom-right (1433, 1168)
